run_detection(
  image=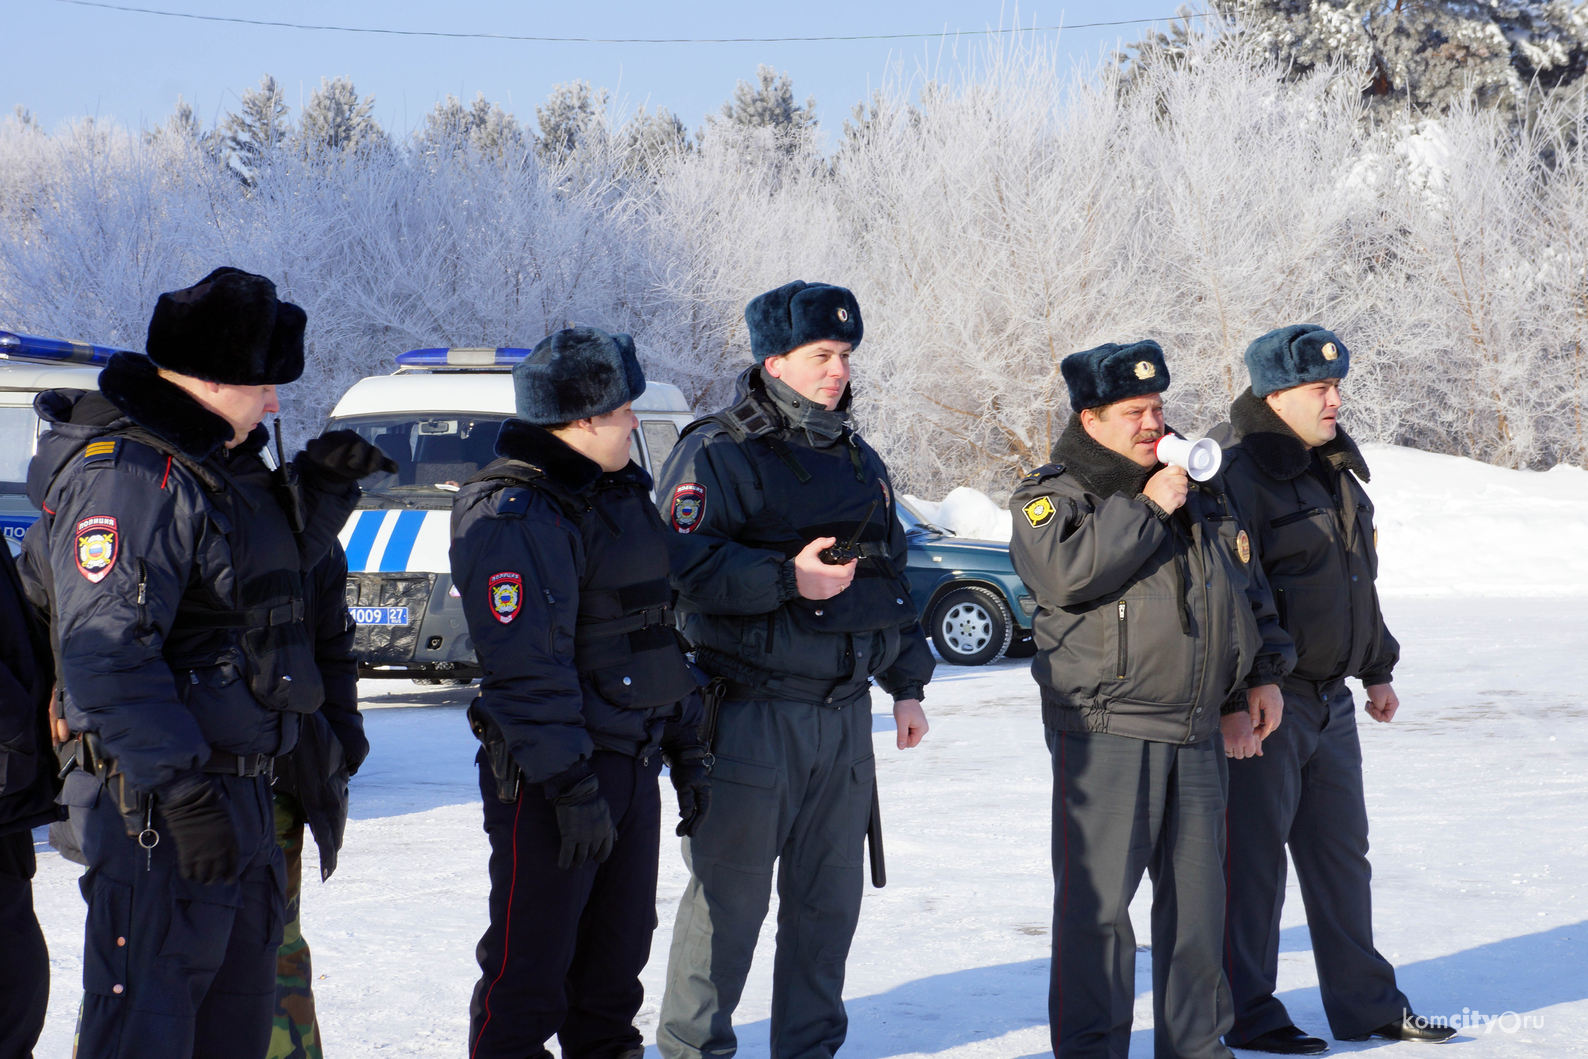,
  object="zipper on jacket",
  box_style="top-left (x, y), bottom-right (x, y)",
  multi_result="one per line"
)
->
top-left (1270, 507), bottom-right (1324, 529)
top-left (1275, 585), bottom-right (1288, 631)
top-left (1115, 600), bottom-right (1128, 680)
top-left (136, 560), bottom-right (149, 631)
top-left (765, 611), bottom-right (776, 653)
